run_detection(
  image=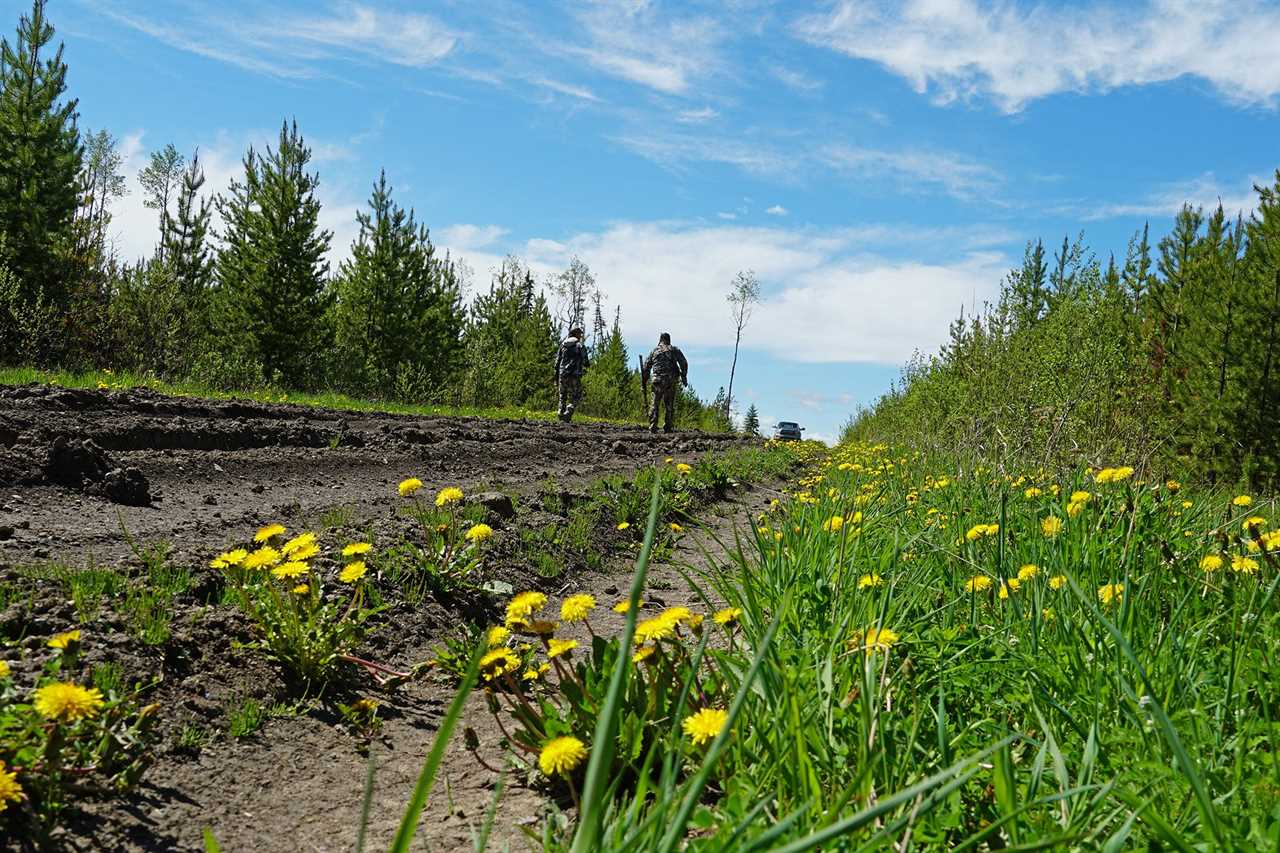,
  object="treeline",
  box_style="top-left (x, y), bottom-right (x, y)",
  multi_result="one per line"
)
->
top-left (847, 180), bottom-right (1280, 488)
top-left (0, 1), bottom-right (732, 430)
